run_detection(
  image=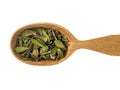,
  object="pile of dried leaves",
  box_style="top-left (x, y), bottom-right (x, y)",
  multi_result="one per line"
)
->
top-left (14, 27), bottom-right (68, 61)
